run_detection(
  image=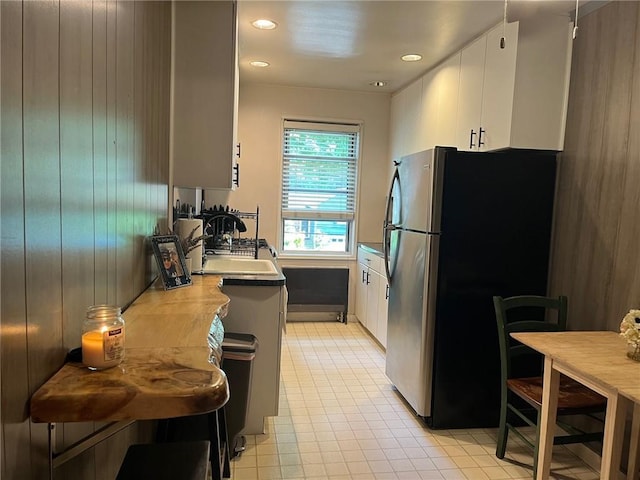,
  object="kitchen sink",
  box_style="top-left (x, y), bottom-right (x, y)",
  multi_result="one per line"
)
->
top-left (202, 257), bottom-right (278, 275)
